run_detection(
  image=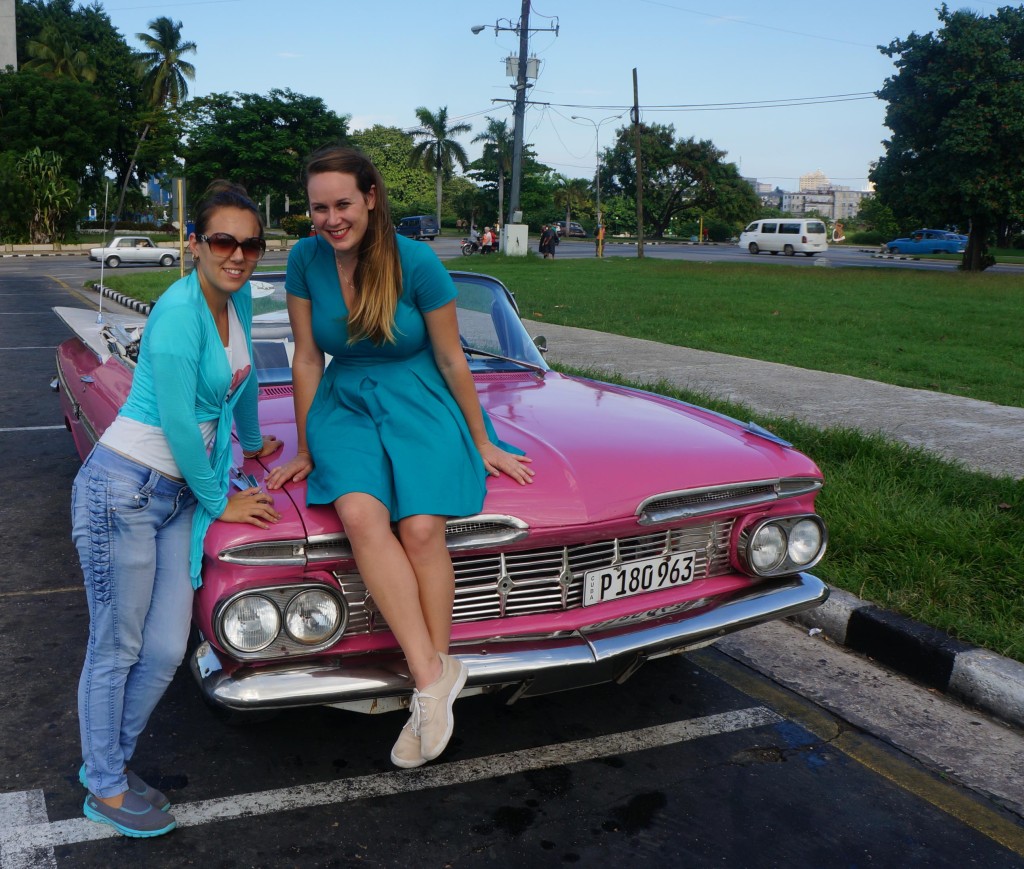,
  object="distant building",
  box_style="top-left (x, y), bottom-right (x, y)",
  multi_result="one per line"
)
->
top-left (799, 169), bottom-right (830, 191)
top-left (0, 0), bottom-right (17, 71)
top-left (745, 171), bottom-right (870, 219)
top-left (782, 187), bottom-right (869, 220)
